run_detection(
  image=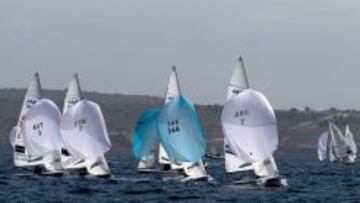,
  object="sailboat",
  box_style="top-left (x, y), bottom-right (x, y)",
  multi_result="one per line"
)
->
top-left (60, 74), bottom-right (111, 177)
top-left (318, 122), bottom-right (357, 163)
top-left (10, 73), bottom-right (63, 174)
top-left (222, 57), bottom-right (282, 187)
top-left (157, 67), bottom-right (208, 181)
top-left (158, 67), bottom-right (186, 172)
top-left (133, 67), bottom-right (208, 181)
top-left (345, 124), bottom-right (357, 162)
